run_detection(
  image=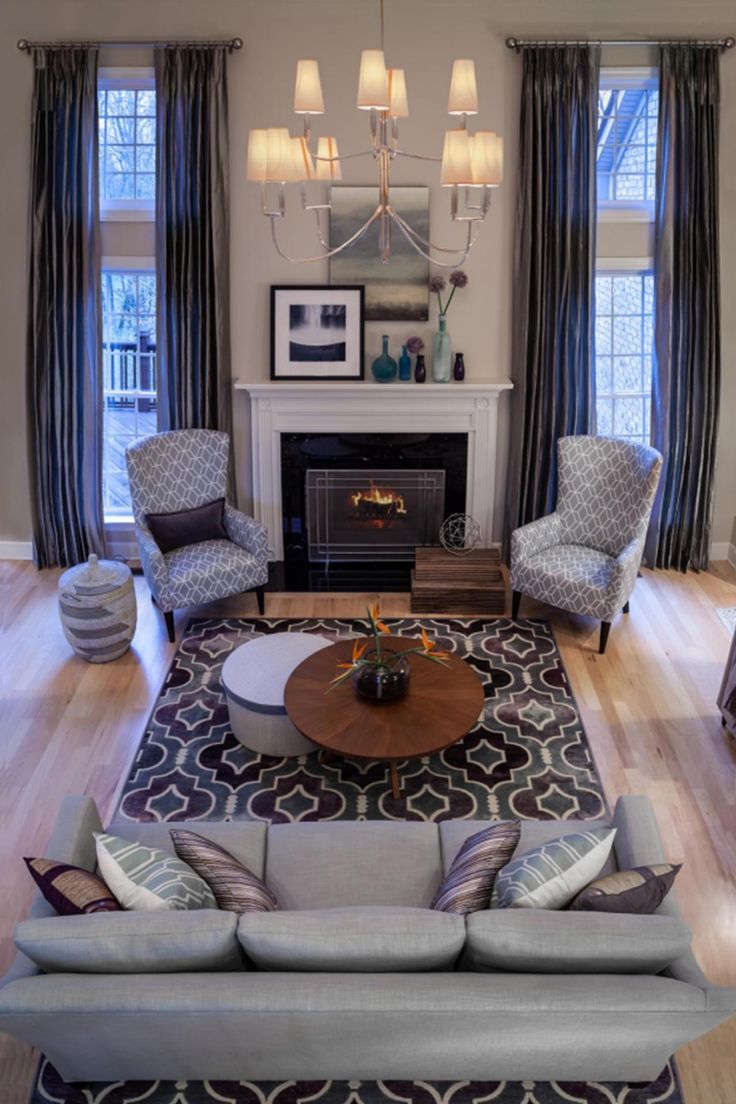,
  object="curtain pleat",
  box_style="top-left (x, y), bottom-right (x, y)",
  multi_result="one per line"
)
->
top-left (504, 46), bottom-right (600, 555)
top-left (26, 47), bottom-right (104, 569)
top-left (155, 47), bottom-right (232, 444)
top-left (645, 46), bottom-right (721, 571)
